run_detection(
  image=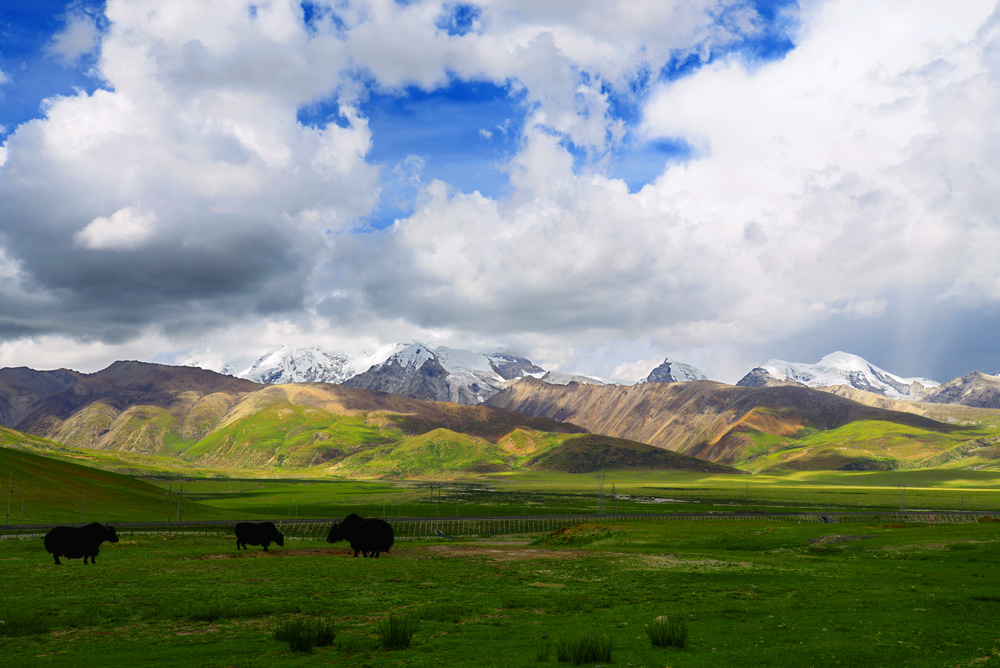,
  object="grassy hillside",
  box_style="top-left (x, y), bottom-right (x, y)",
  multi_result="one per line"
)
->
top-left (326, 428), bottom-right (741, 479)
top-left (0, 444), bottom-right (232, 524)
top-left (525, 434), bottom-right (739, 474)
top-left (718, 412), bottom-right (1000, 472)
